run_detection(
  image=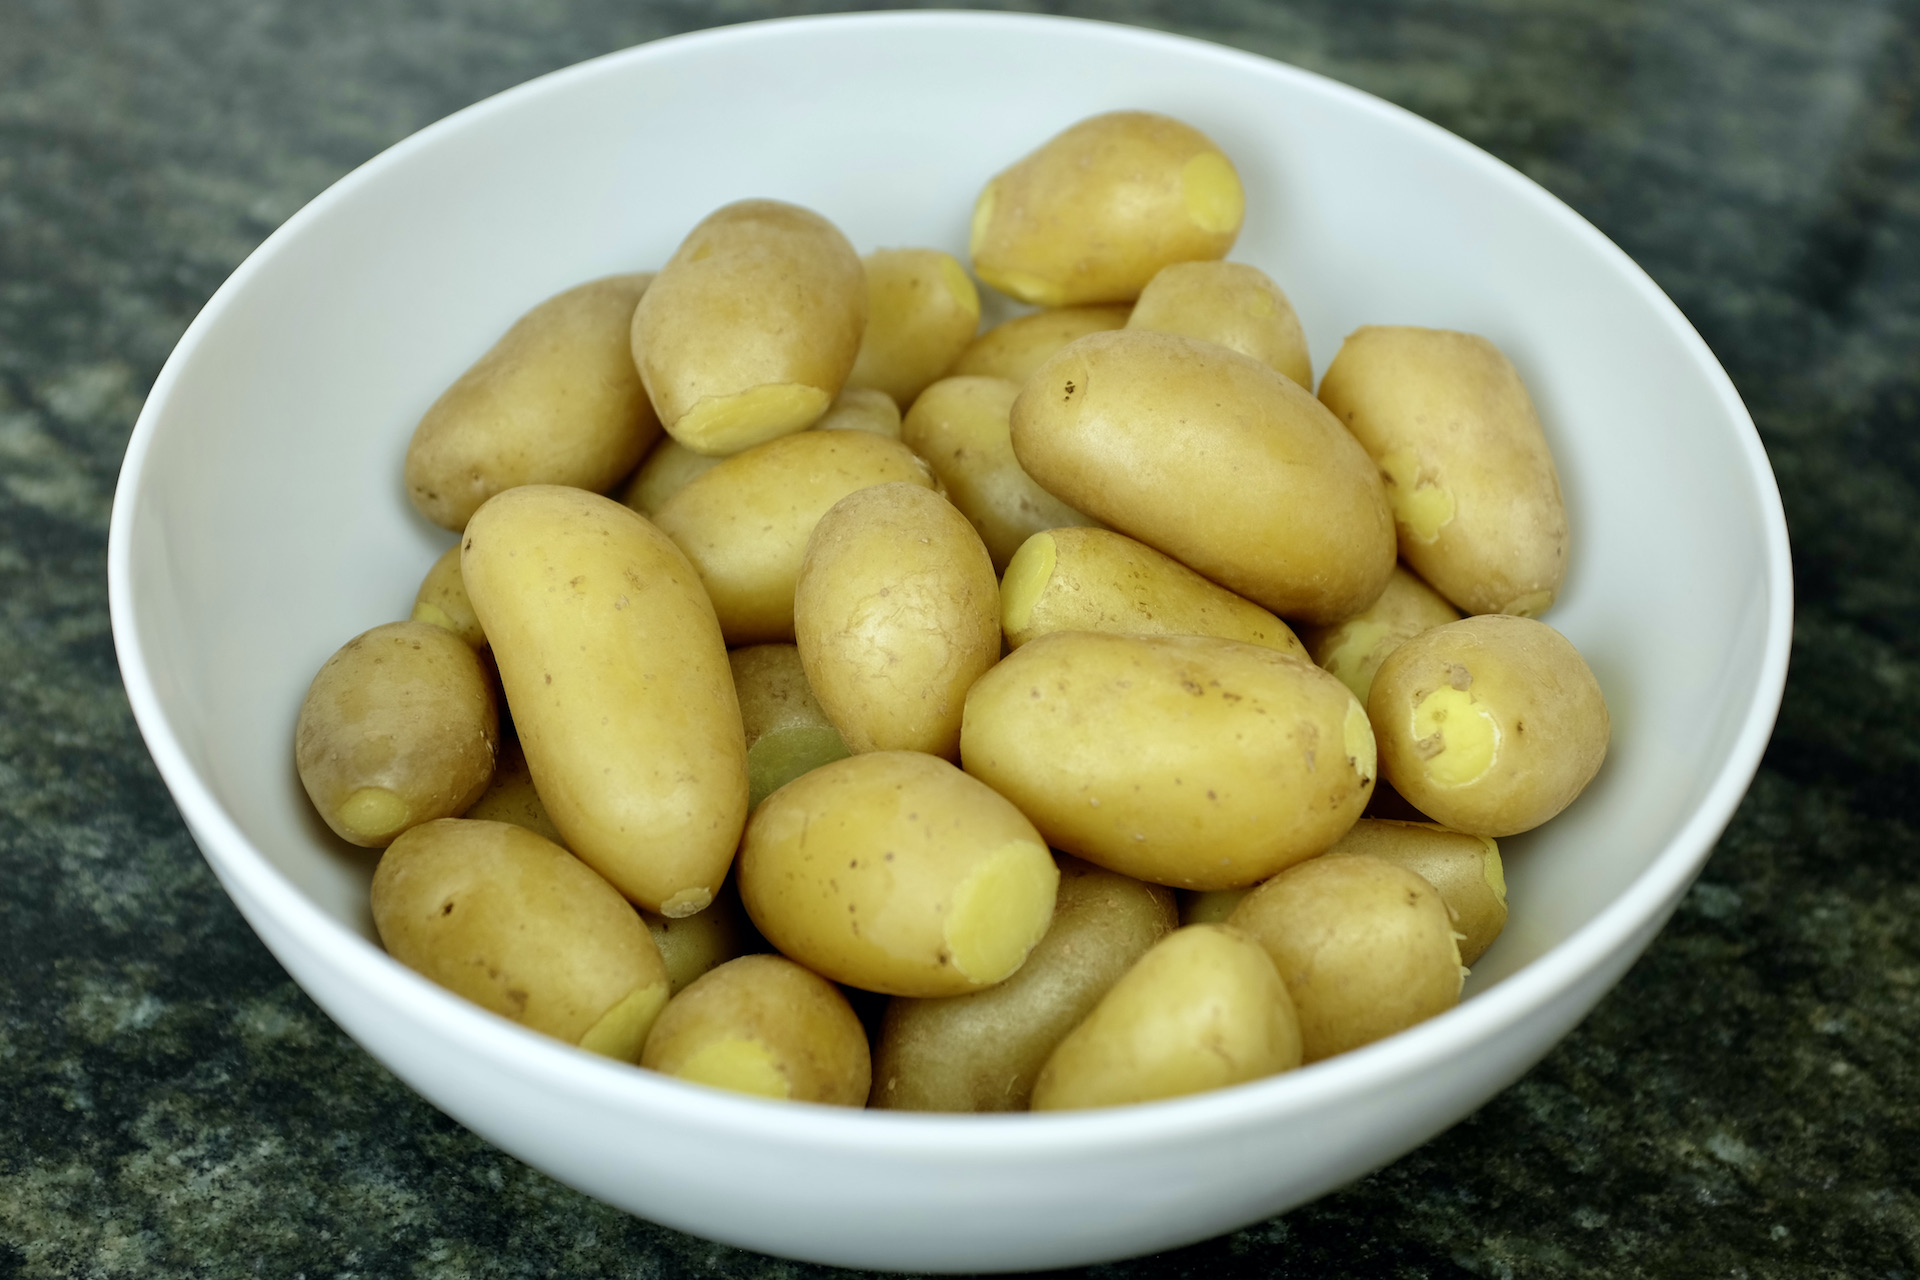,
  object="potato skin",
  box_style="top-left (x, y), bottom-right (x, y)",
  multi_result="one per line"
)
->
top-left (951, 305), bottom-right (1131, 385)
top-left (1368, 614), bottom-right (1608, 837)
top-left (961, 631), bottom-right (1376, 890)
top-left (848, 248), bottom-right (981, 406)
top-left (619, 435), bottom-right (722, 518)
top-left (1126, 261), bottom-right (1311, 389)
top-left (296, 620), bottom-right (499, 848)
top-left (411, 544), bottom-right (486, 649)
top-left (372, 819), bottom-right (670, 1060)
top-left (461, 485), bottom-right (747, 916)
top-left (730, 643), bottom-right (850, 810)
top-left (1011, 329), bottom-right (1395, 625)
top-left (794, 483), bottom-right (1000, 760)
top-left (970, 111), bottom-right (1243, 306)
top-left (872, 857), bottom-right (1177, 1112)
top-left (405, 273), bottom-right (659, 531)
top-left (1318, 327), bottom-right (1569, 617)
top-left (737, 752), bottom-right (1059, 997)
top-left (814, 386), bottom-right (902, 438)
top-left (1322, 819), bottom-right (1507, 965)
top-left (632, 200), bottom-right (866, 456)
top-left (642, 883), bottom-right (759, 995)
top-left (1298, 564), bottom-right (1462, 704)
top-left (461, 734), bottom-right (564, 846)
